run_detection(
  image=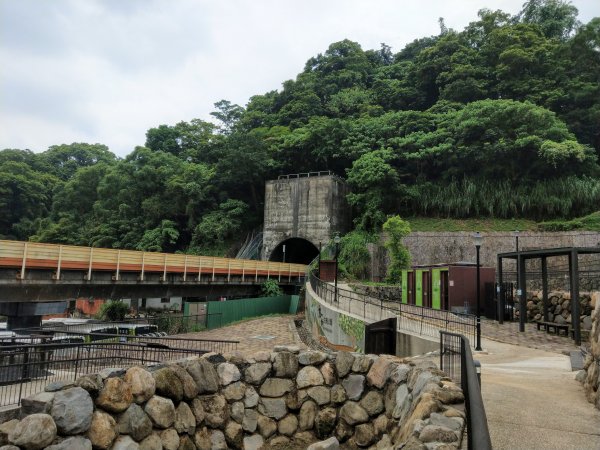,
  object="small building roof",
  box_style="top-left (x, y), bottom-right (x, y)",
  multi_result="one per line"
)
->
top-left (497, 247), bottom-right (600, 260)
